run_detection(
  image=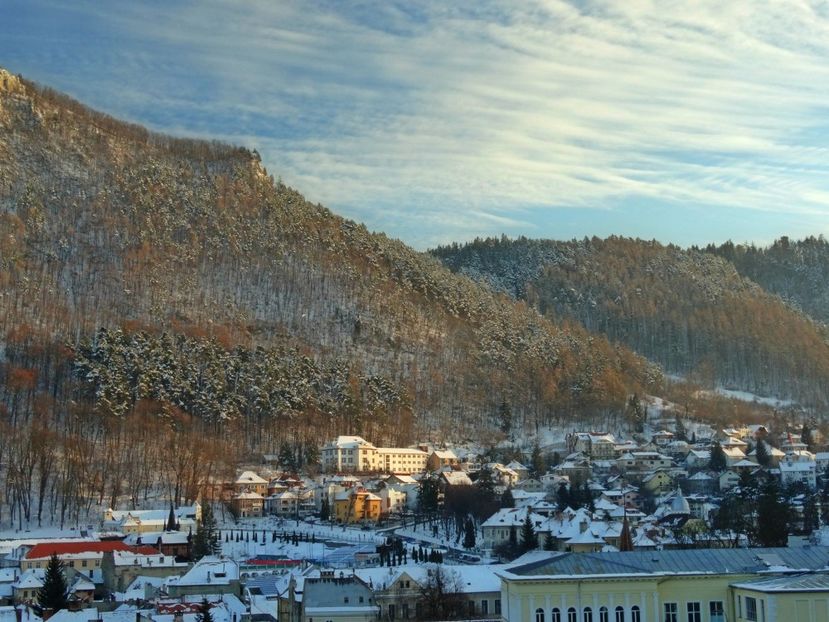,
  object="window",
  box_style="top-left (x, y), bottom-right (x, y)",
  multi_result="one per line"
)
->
top-left (584, 607), bottom-right (593, 622)
top-left (760, 600), bottom-right (765, 622)
top-left (686, 602), bottom-right (700, 622)
top-left (343, 597), bottom-right (349, 604)
top-left (552, 608), bottom-right (561, 622)
top-left (568, 607), bottom-right (577, 622)
top-left (615, 607), bottom-right (624, 622)
top-left (402, 604), bottom-right (409, 619)
top-left (631, 606), bottom-right (640, 622)
top-left (536, 608), bottom-right (546, 622)
top-left (495, 600), bottom-right (501, 615)
top-left (745, 597), bottom-right (757, 621)
top-left (469, 602), bottom-right (475, 616)
top-left (738, 596), bottom-right (742, 618)
top-left (482, 600), bottom-right (488, 615)
top-left (709, 601), bottom-right (724, 622)
top-left (664, 603), bottom-right (678, 622)
top-left (388, 604), bottom-right (396, 620)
